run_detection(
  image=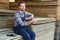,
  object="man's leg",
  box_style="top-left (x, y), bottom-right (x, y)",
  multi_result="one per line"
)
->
top-left (29, 29), bottom-right (35, 40)
top-left (24, 27), bottom-right (36, 40)
top-left (13, 27), bottom-right (31, 40)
